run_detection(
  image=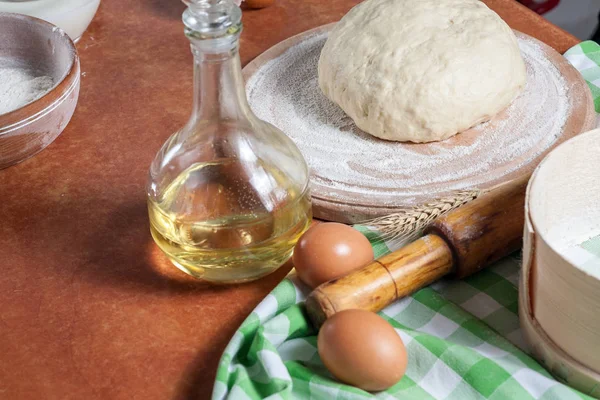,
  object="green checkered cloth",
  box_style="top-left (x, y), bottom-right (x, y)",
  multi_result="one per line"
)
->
top-left (582, 235), bottom-right (600, 255)
top-left (212, 41), bottom-right (600, 400)
top-left (565, 41), bottom-right (600, 113)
